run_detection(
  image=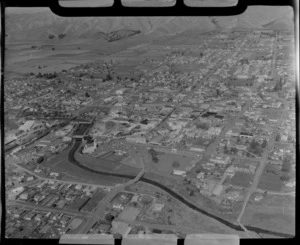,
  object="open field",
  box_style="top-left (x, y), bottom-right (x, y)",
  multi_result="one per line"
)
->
top-left (5, 34), bottom-right (150, 75)
top-left (228, 172), bottom-right (253, 188)
top-left (75, 152), bottom-right (141, 176)
top-left (121, 156), bottom-right (143, 169)
top-left (170, 198), bottom-right (247, 237)
top-left (257, 193), bottom-right (295, 208)
top-left (242, 203), bottom-right (295, 235)
top-left (257, 172), bottom-right (283, 192)
top-left (45, 149), bottom-right (128, 185)
top-left (156, 153), bottom-right (195, 176)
